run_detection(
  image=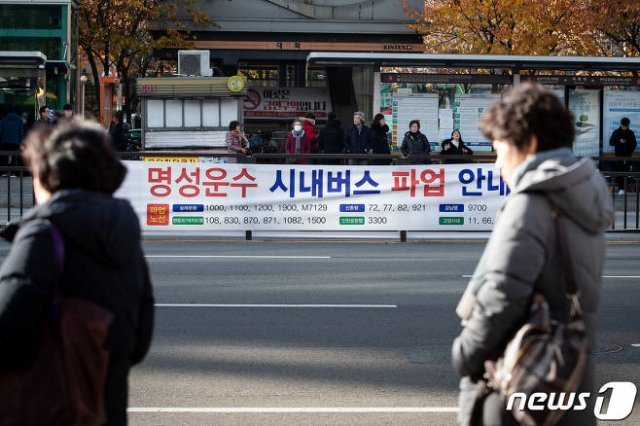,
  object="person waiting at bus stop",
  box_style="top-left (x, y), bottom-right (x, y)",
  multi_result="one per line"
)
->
top-left (343, 111), bottom-right (373, 165)
top-left (370, 113), bottom-right (391, 165)
top-left (440, 130), bottom-right (473, 163)
top-left (225, 120), bottom-right (249, 163)
top-left (401, 119), bottom-right (431, 164)
top-left (609, 117), bottom-right (637, 194)
top-left (318, 112), bottom-right (344, 164)
top-left (285, 119), bottom-right (311, 164)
